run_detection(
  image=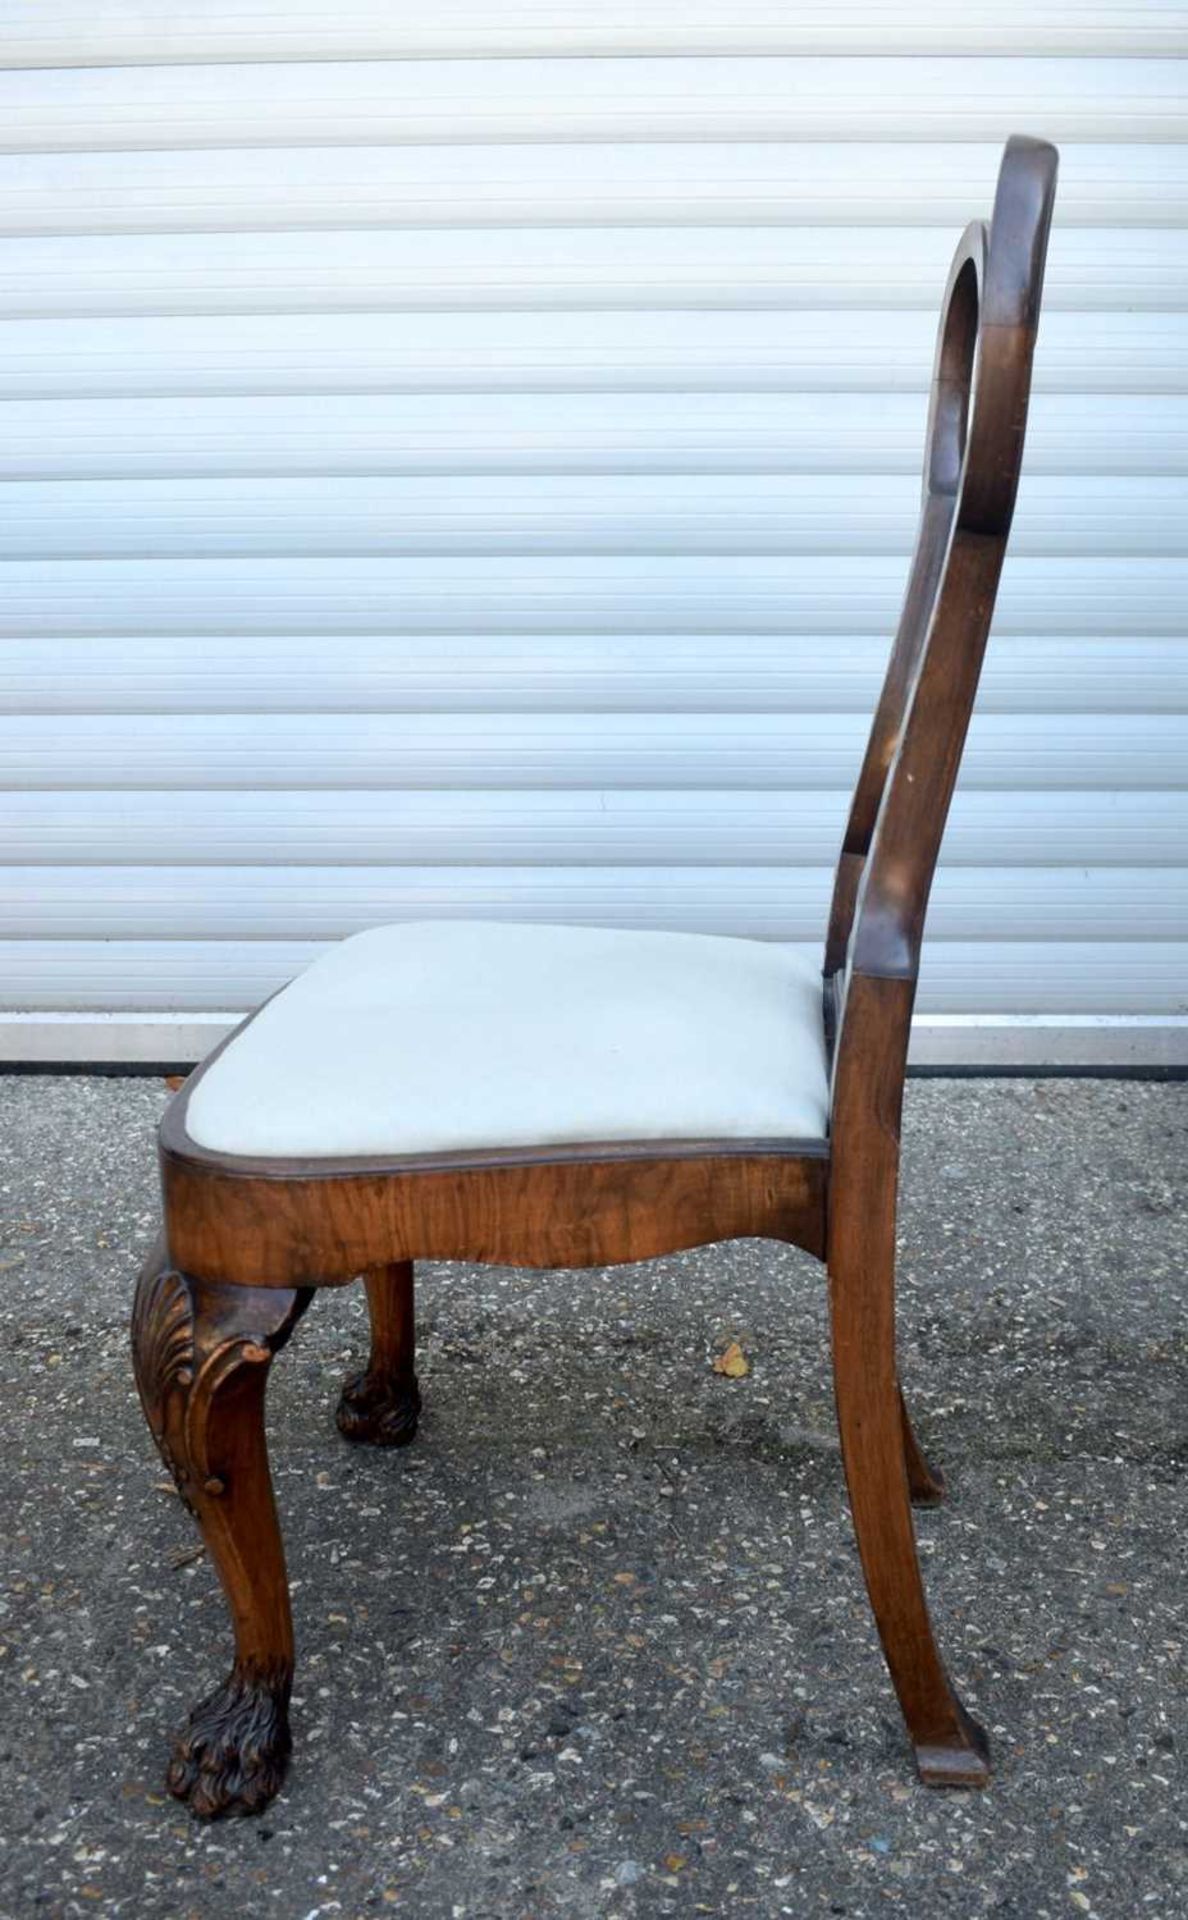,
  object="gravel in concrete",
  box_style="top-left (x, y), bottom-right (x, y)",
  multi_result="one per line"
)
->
top-left (0, 1075), bottom-right (1185, 1918)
